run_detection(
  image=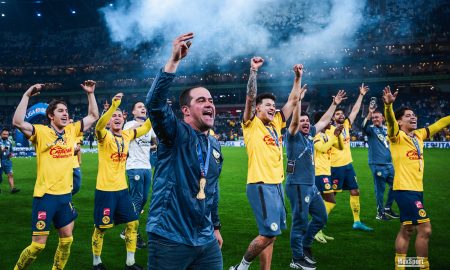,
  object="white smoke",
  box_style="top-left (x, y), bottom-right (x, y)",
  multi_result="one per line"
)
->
top-left (100, 0), bottom-right (366, 68)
